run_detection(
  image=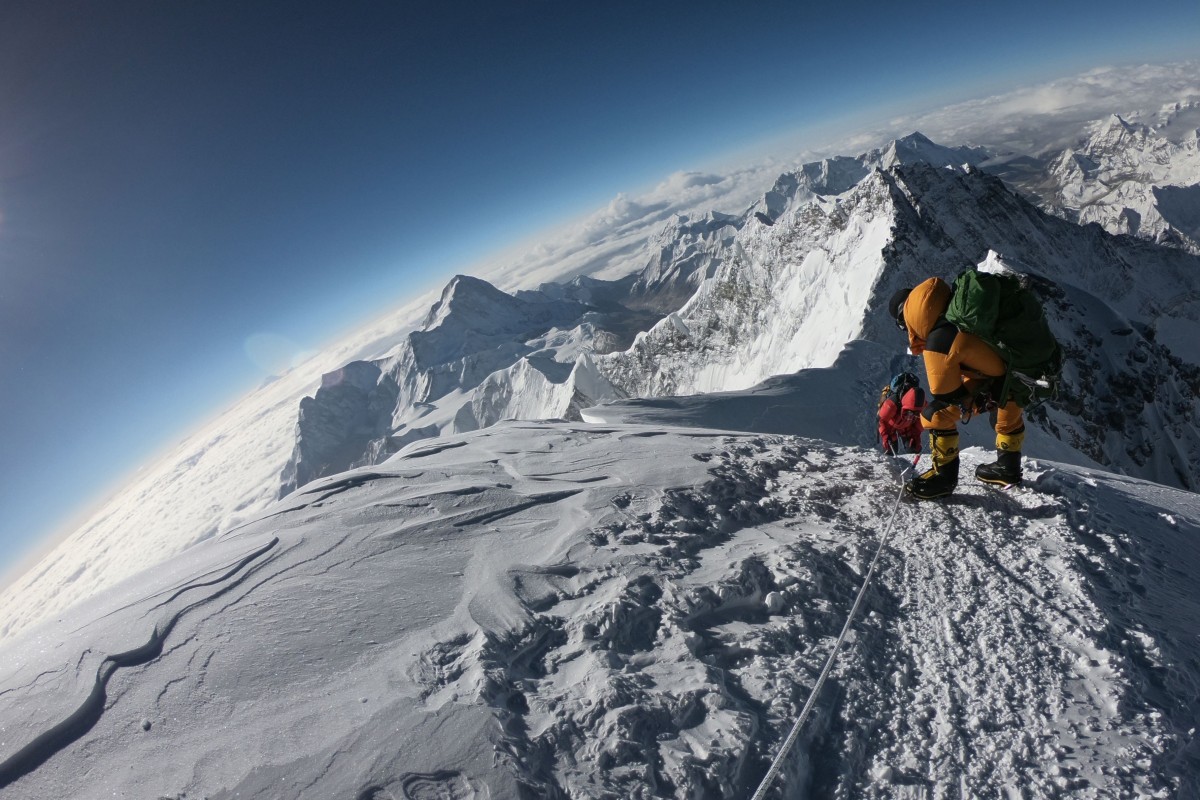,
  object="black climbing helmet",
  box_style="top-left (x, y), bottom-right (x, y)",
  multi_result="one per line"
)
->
top-left (888, 288), bottom-right (912, 331)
